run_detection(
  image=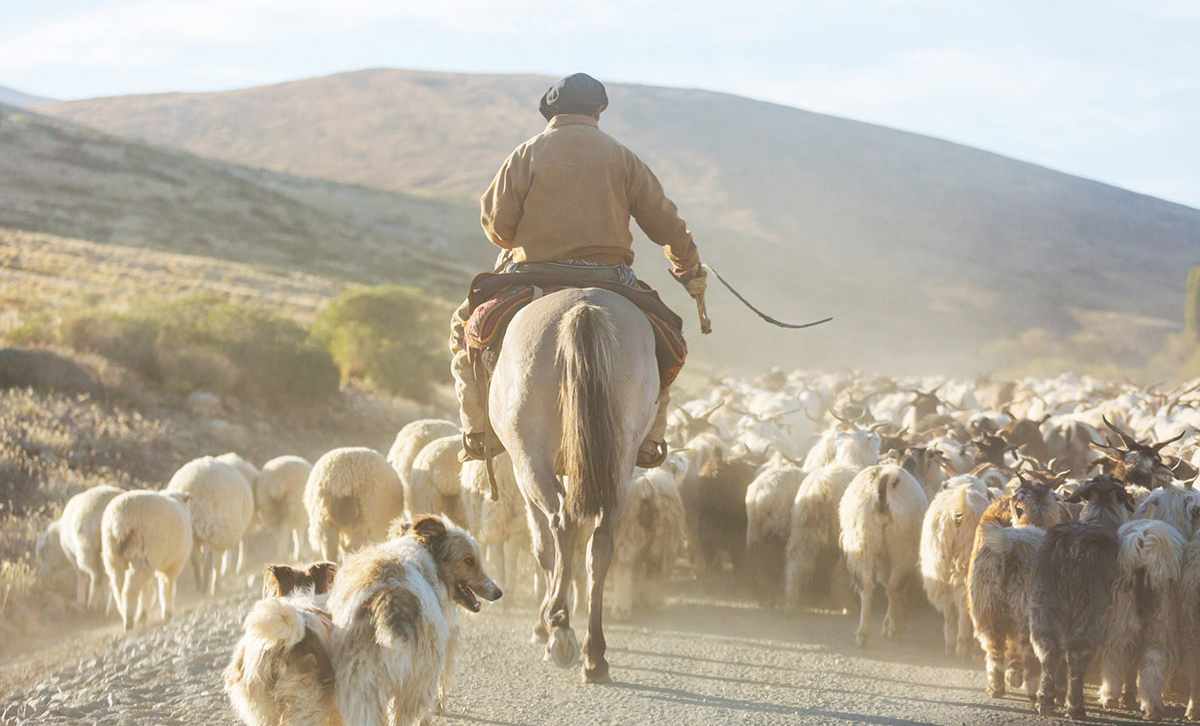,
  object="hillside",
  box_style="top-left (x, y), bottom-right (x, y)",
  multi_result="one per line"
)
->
top-left (34, 69), bottom-right (1200, 373)
top-left (0, 102), bottom-right (481, 298)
